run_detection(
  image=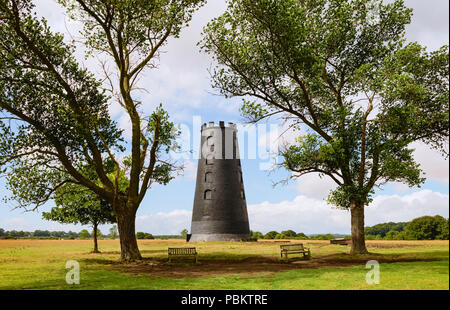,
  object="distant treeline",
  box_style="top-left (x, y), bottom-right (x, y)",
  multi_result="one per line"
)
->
top-left (249, 230), bottom-right (338, 240)
top-left (153, 235), bottom-right (184, 239)
top-left (0, 228), bottom-right (114, 240)
top-left (364, 215), bottom-right (449, 240)
top-left (0, 228), bottom-right (185, 240)
top-left (252, 215), bottom-right (449, 241)
top-left (2, 215), bottom-right (448, 241)
top-left (135, 232), bottom-right (184, 240)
